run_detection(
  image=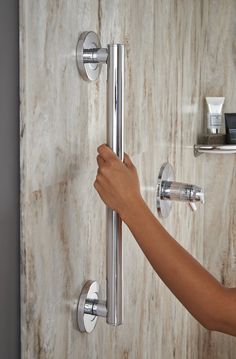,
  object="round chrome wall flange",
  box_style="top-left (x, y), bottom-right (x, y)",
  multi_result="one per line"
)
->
top-left (156, 162), bottom-right (174, 218)
top-left (76, 31), bottom-right (102, 81)
top-left (77, 280), bottom-right (99, 333)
